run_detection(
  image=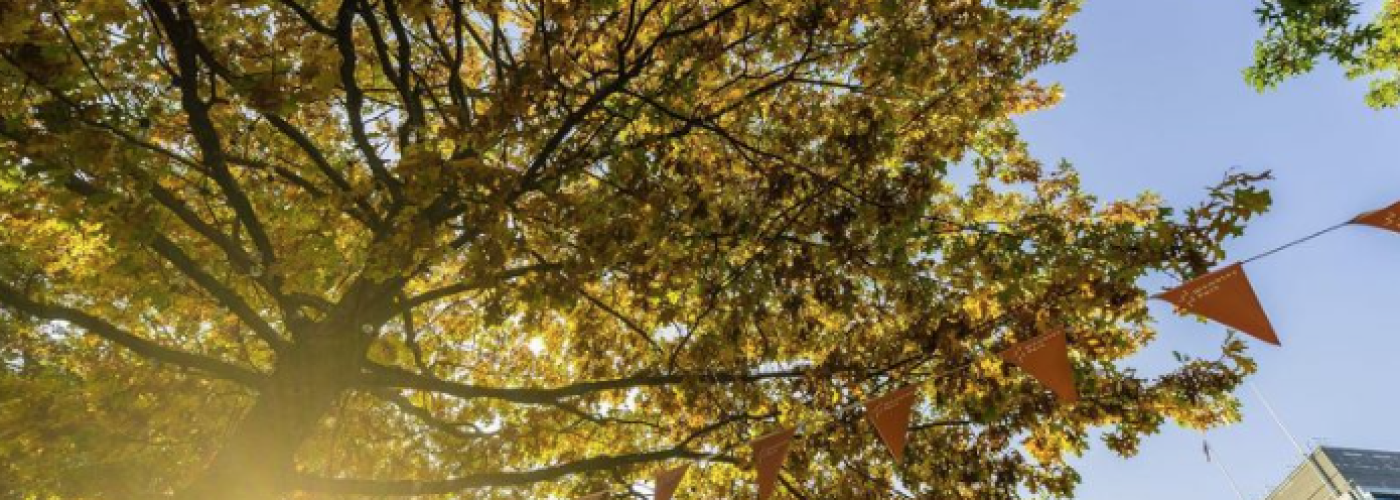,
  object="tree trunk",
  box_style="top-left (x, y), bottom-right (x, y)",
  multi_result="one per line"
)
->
top-left (179, 335), bottom-right (364, 500)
